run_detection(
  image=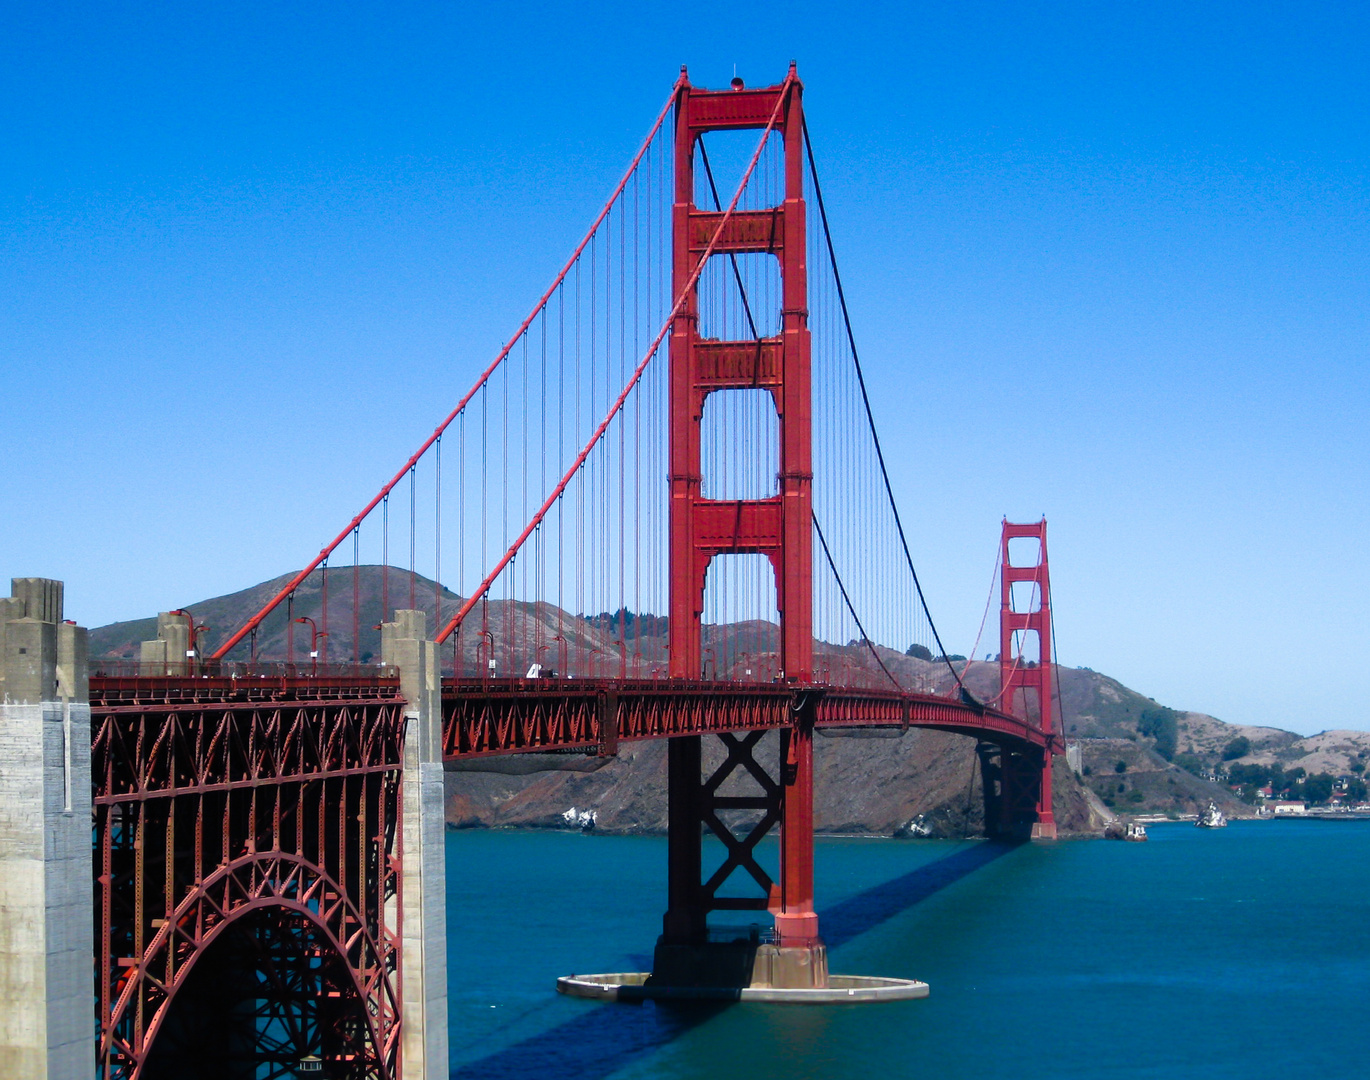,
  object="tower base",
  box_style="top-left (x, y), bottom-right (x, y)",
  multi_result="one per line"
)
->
top-left (557, 933), bottom-right (925, 1004)
top-left (649, 939), bottom-right (828, 991)
top-left (557, 971), bottom-right (927, 1004)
